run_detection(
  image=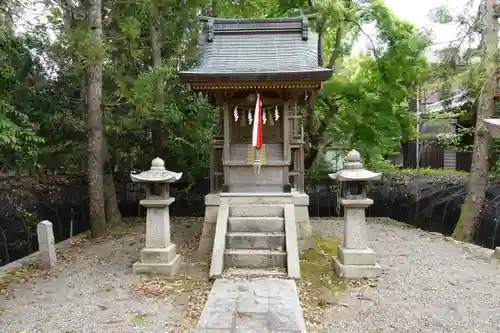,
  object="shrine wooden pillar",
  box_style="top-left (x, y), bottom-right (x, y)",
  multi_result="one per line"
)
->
top-left (222, 101), bottom-right (230, 191)
top-left (283, 100), bottom-right (291, 190)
